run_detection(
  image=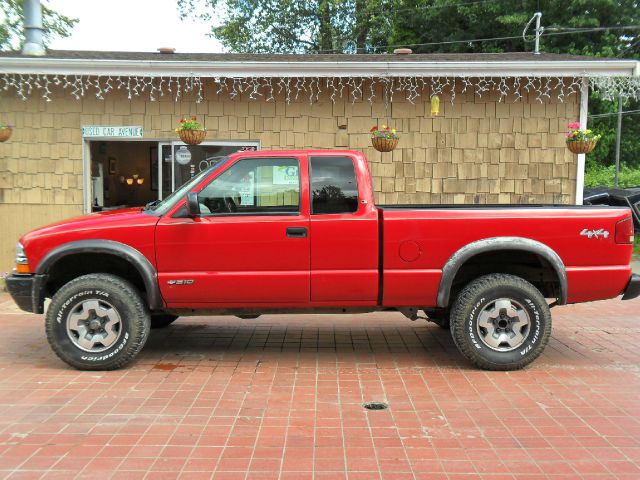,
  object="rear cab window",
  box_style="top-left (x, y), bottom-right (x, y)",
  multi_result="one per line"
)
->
top-left (309, 156), bottom-right (358, 215)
